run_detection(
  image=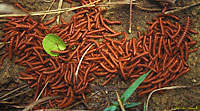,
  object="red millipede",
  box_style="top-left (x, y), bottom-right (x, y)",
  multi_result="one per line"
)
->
top-left (100, 51), bottom-right (115, 69)
top-left (119, 60), bottom-right (127, 80)
top-left (111, 41), bottom-right (123, 55)
top-left (173, 68), bottom-right (190, 81)
top-left (94, 72), bottom-right (109, 76)
top-left (124, 59), bottom-right (141, 70)
top-left (131, 52), bottom-right (148, 62)
top-left (177, 17), bottom-right (190, 48)
top-left (159, 14), bottom-right (180, 21)
top-left (43, 17), bottom-right (57, 26)
top-left (84, 65), bottom-right (92, 84)
top-left (99, 14), bottom-right (116, 34)
top-left (137, 84), bottom-right (152, 89)
top-left (108, 53), bottom-right (119, 68)
top-left (184, 41), bottom-right (189, 61)
top-left (159, 18), bottom-right (165, 35)
top-left (102, 75), bottom-right (115, 86)
top-left (138, 85), bottom-right (158, 97)
top-left (158, 37), bottom-right (163, 58)
top-left (106, 42), bottom-right (118, 59)
top-left (99, 62), bottom-right (117, 73)
top-left (104, 18), bottom-right (122, 25)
